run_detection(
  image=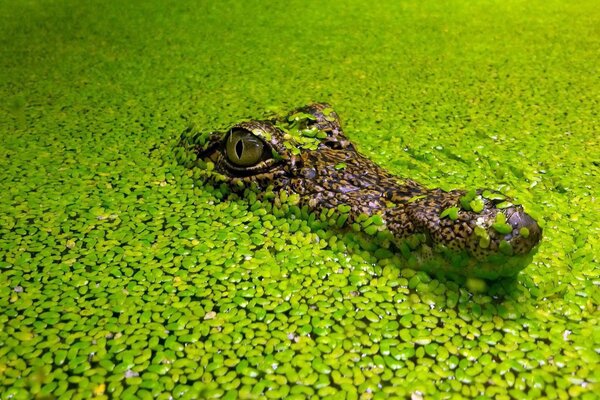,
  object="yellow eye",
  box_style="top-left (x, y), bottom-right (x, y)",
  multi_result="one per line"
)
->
top-left (225, 129), bottom-right (265, 167)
